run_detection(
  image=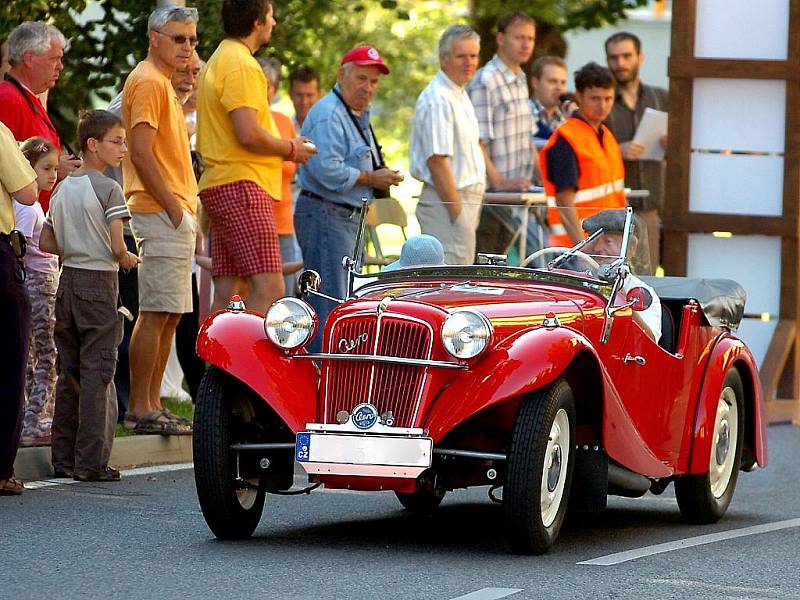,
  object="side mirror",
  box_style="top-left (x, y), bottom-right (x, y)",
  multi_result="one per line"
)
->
top-left (298, 270), bottom-right (321, 298)
top-left (626, 287), bottom-right (653, 312)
